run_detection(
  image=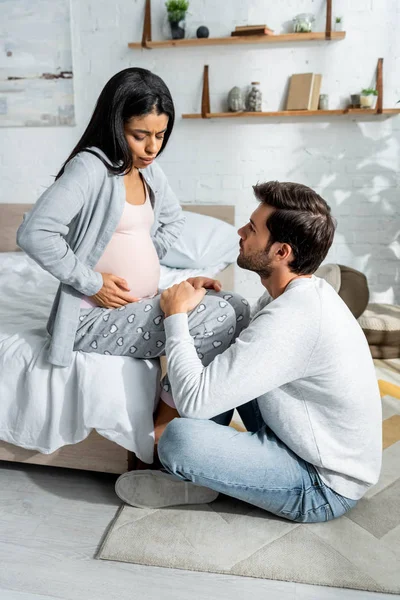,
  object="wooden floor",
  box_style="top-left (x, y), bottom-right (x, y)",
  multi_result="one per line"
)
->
top-left (0, 462), bottom-right (397, 600)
